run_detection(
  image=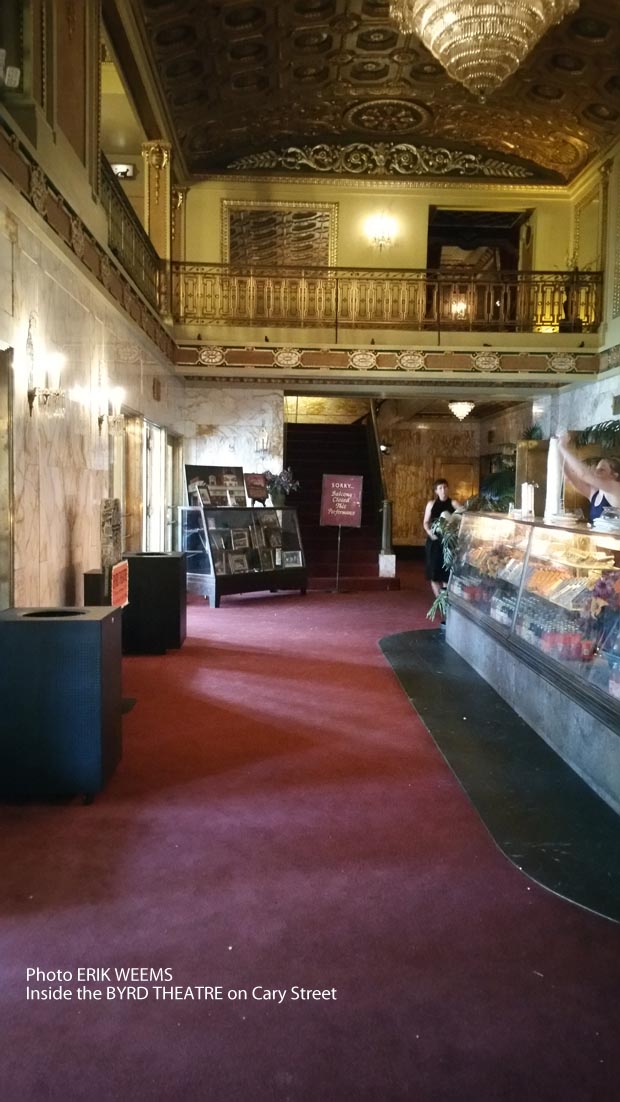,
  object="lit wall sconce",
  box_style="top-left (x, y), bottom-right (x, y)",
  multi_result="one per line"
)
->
top-left (451, 298), bottom-right (468, 320)
top-left (448, 401), bottom-right (475, 421)
top-left (379, 441), bottom-right (392, 455)
top-left (98, 386), bottom-right (125, 436)
top-left (27, 350), bottom-right (66, 417)
top-left (365, 213), bottom-right (397, 252)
